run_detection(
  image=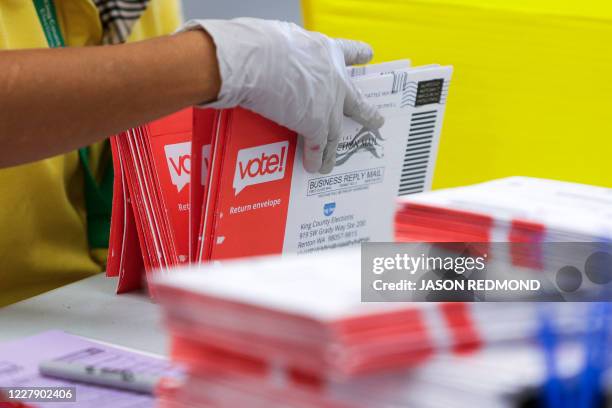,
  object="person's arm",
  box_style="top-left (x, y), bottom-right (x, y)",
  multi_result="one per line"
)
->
top-left (0, 30), bottom-right (220, 168)
top-left (1, 18), bottom-right (383, 173)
